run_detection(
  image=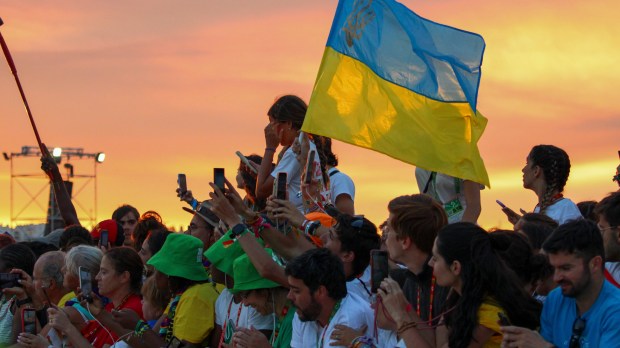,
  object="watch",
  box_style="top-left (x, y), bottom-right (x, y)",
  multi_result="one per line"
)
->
top-left (230, 223), bottom-right (248, 238)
